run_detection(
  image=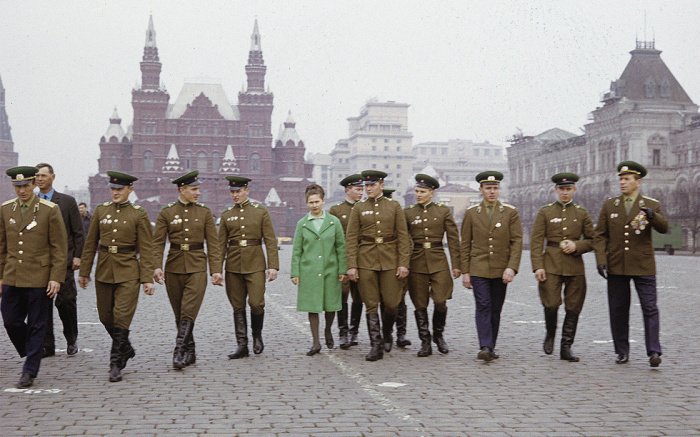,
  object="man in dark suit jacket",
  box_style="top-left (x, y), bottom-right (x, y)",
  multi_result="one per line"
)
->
top-left (35, 163), bottom-right (85, 356)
